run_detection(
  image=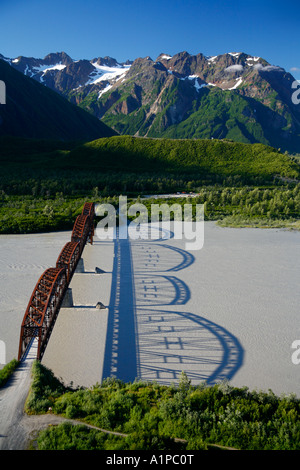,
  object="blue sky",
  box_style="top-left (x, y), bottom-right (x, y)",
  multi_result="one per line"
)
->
top-left (1, 0), bottom-right (300, 79)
